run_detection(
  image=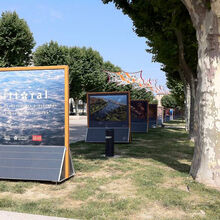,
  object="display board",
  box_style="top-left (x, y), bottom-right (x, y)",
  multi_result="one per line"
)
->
top-left (86, 92), bottom-right (130, 143)
top-left (149, 104), bottom-right (158, 128)
top-left (0, 66), bottom-right (74, 182)
top-left (131, 100), bottom-right (149, 133)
